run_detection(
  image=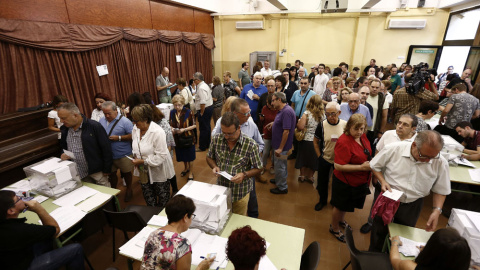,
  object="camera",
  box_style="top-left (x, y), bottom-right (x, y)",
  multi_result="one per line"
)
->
top-left (405, 62), bottom-right (436, 95)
